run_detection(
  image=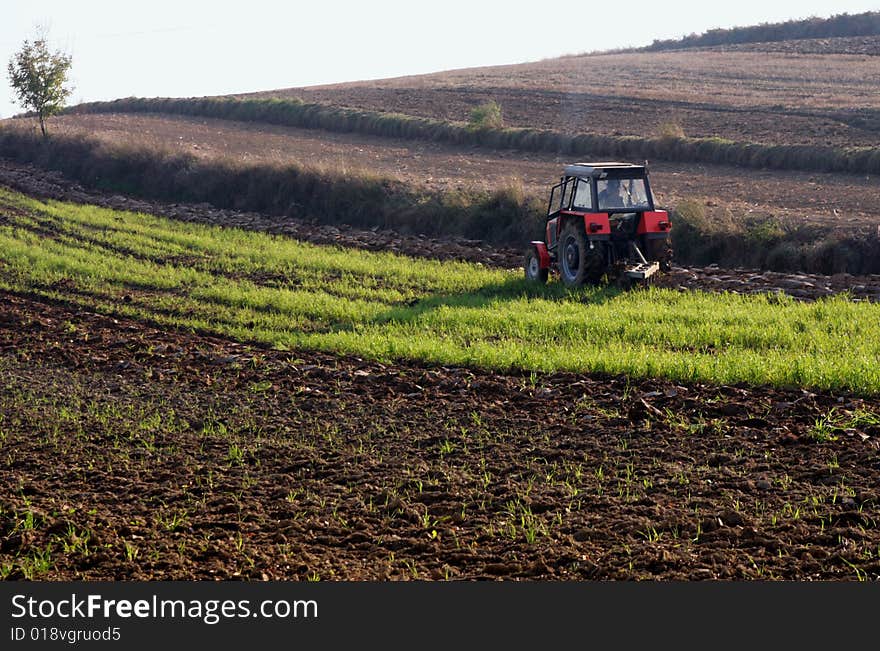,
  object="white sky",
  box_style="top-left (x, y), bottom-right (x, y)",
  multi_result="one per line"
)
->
top-left (2, 0), bottom-right (879, 118)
